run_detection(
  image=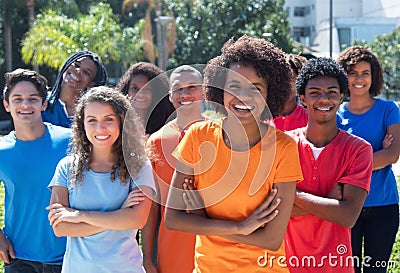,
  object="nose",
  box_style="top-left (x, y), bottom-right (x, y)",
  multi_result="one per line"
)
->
top-left (21, 99), bottom-right (32, 107)
top-left (319, 91), bottom-right (329, 101)
top-left (96, 120), bottom-right (106, 129)
top-left (179, 88), bottom-right (191, 97)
